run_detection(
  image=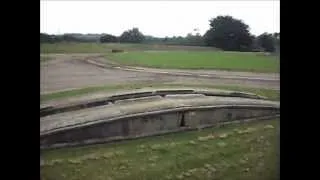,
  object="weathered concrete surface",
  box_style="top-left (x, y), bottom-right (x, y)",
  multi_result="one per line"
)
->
top-left (40, 92), bottom-right (280, 149)
top-left (40, 54), bottom-right (280, 94)
top-left (114, 95), bottom-right (163, 105)
top-left (40, 88), bottom-right (269, 118)
top-left (184, 108), bottom-right (277, 128)
top-left (40, 87), bottom-right (267, 109)
top-left (40, 96), bottom-right (279, 132)
top-left (40, 107), bottom-right (279, 149)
